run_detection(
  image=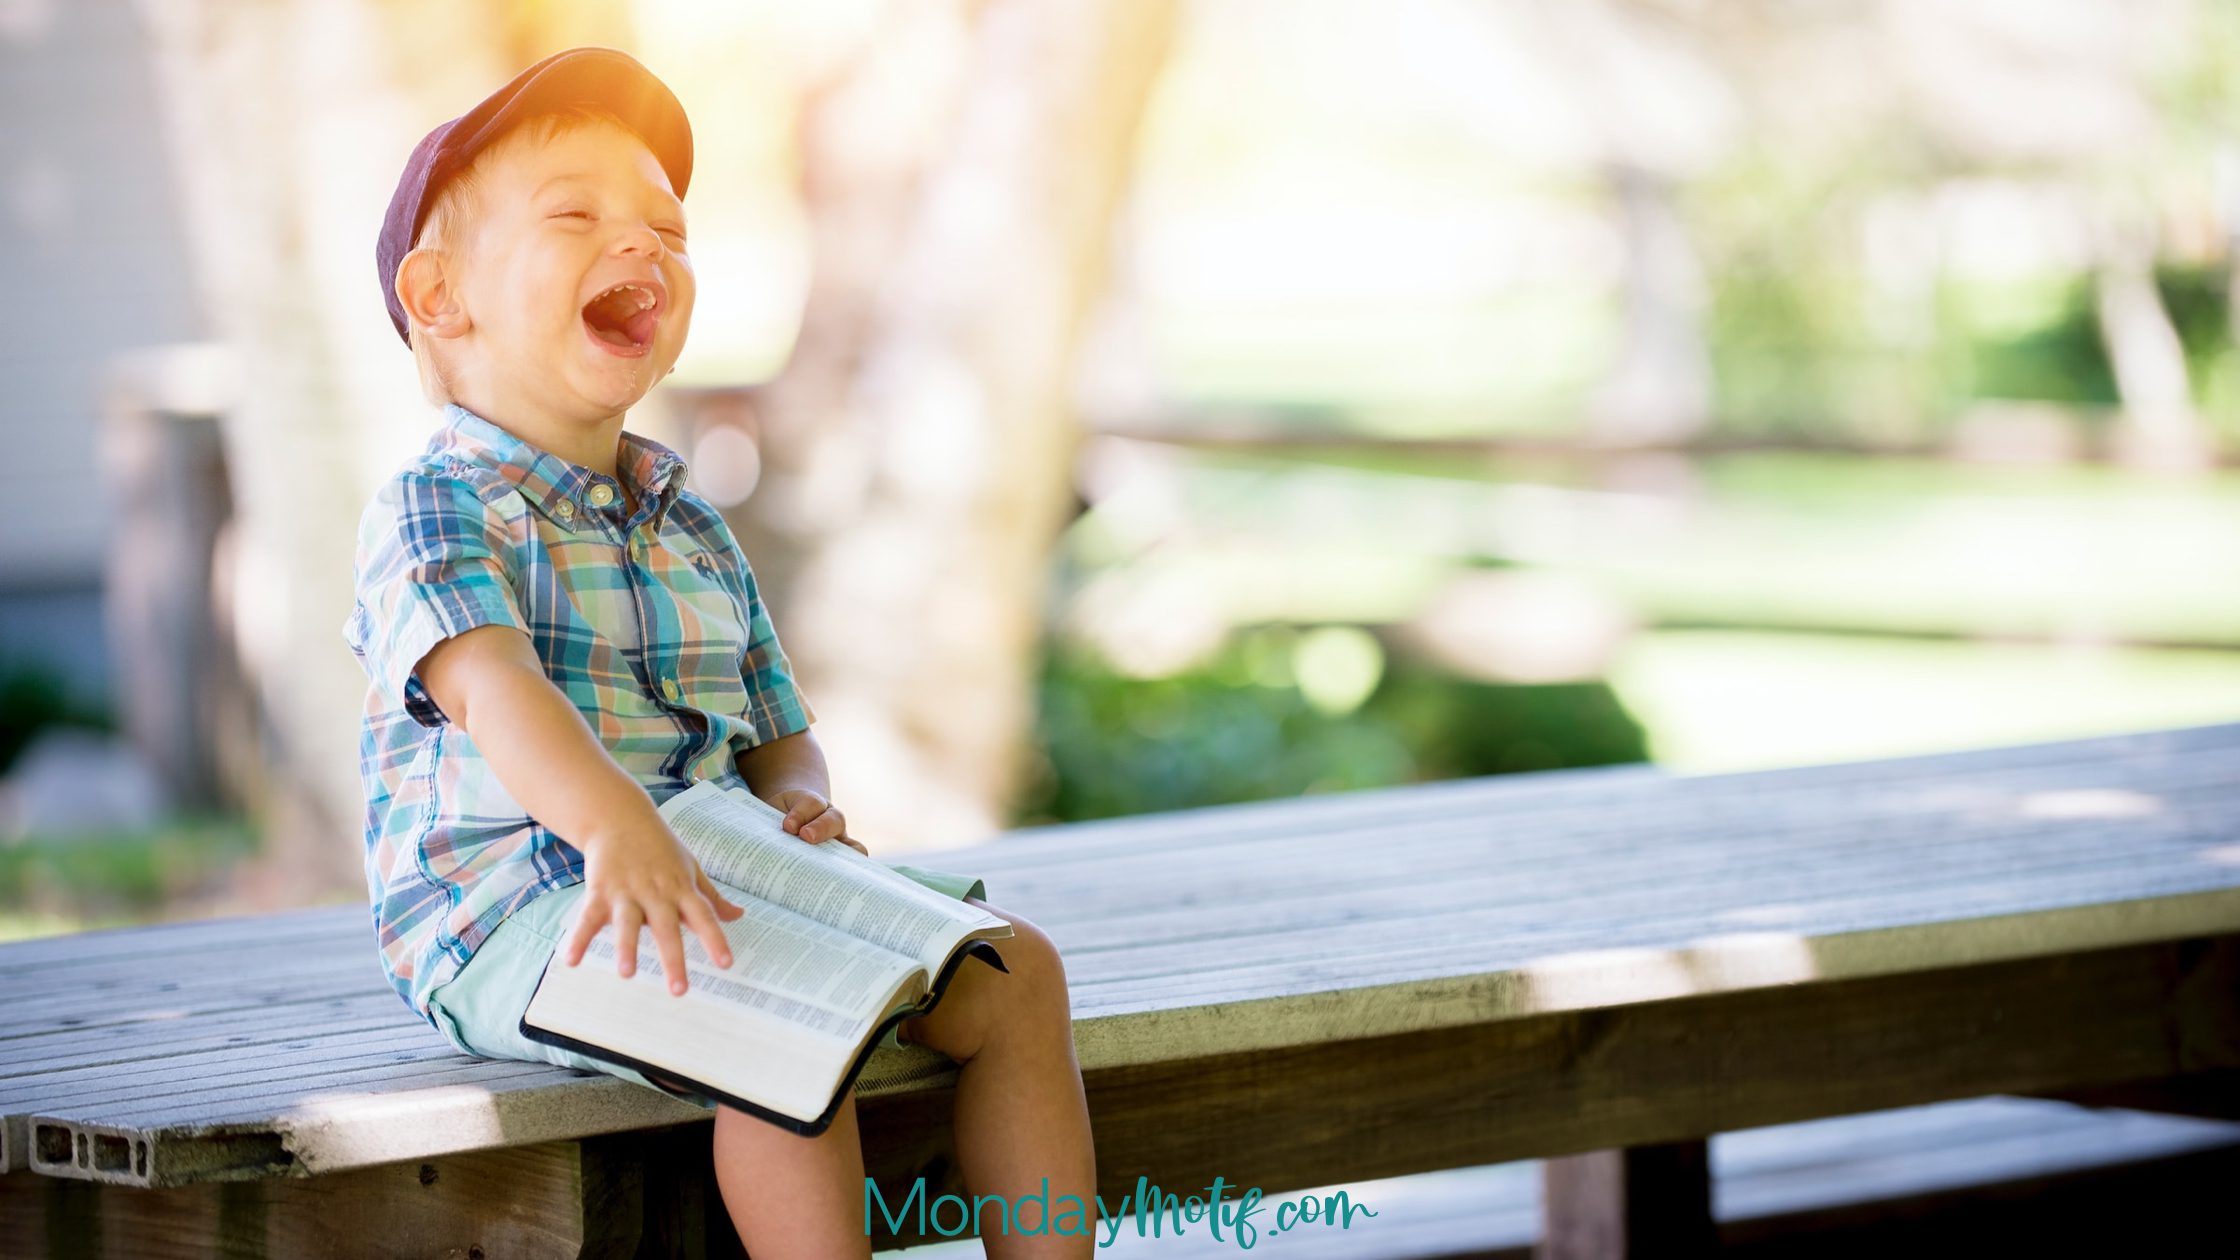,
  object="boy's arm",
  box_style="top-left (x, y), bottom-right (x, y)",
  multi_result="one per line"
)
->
top-left (418, 623), bottom-right (744, 996)
top-left (735, 730), bottom-right (869, 856)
